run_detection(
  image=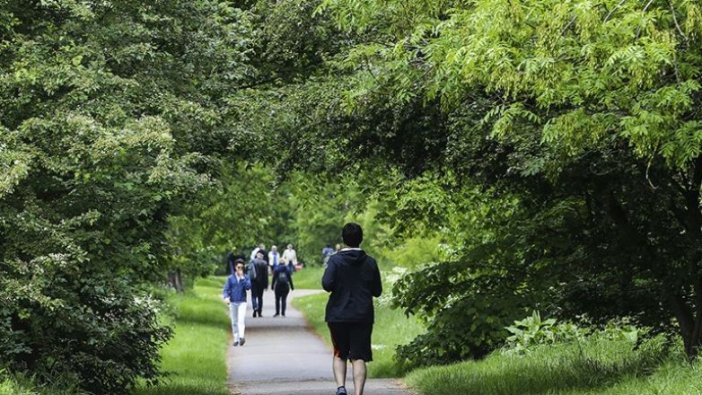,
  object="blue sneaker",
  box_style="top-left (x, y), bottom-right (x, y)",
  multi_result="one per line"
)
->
top-left (336, 386), bottom-right (347, 395)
